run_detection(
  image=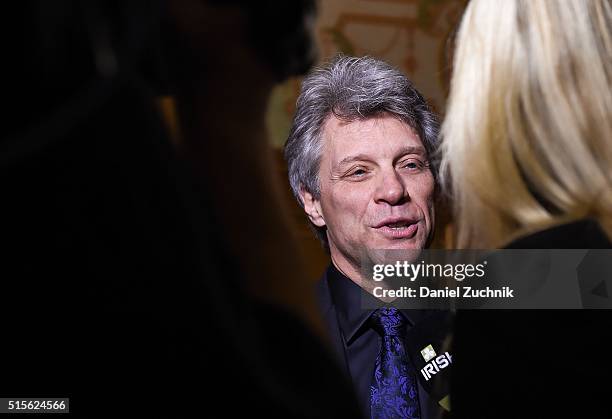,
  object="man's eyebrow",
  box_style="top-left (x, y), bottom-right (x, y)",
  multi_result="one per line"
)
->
top-left (335, 153), bottom-right (374, 168)
top-left (396, 145), bottom-right (427, 156)
top-left (334, 146), bottom-right (427, 168)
